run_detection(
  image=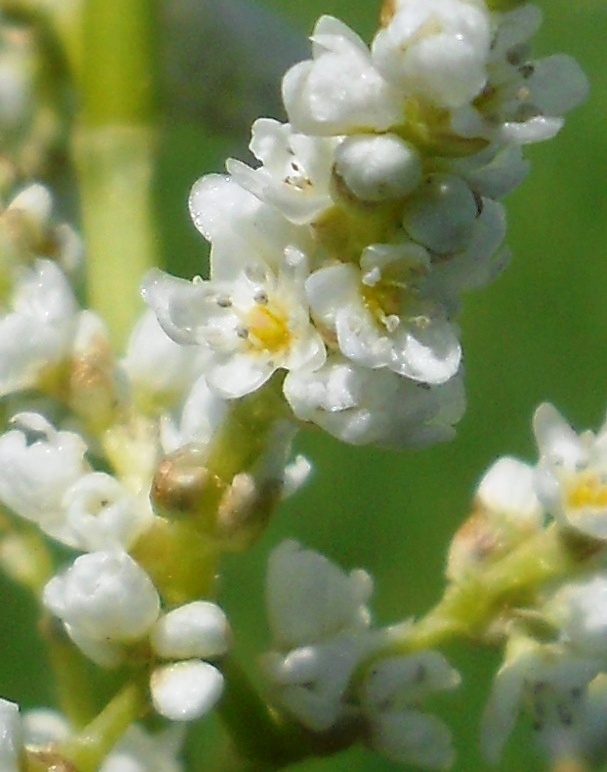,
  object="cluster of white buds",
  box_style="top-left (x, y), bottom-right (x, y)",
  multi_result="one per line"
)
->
top-left (0, 410), bottom-right (231, 722)
top-left (446, 403), bottom-right (607, 767)
top-left (144, 0), bottom-right (587, 449)
top-left (0, 699), bottom-right (185, 771)
top-left (261, 541), bottom-right (460, 768)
